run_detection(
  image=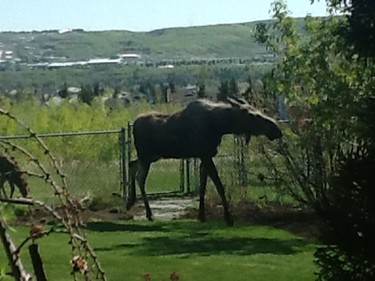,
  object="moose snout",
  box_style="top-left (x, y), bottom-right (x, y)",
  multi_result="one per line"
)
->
top-left (267, 129), bottom-right (283, 140)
